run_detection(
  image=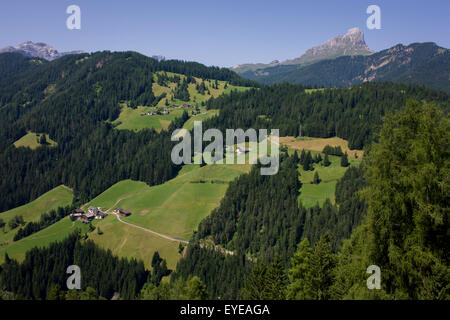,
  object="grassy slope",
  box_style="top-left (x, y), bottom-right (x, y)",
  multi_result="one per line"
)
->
top-left (0, 217), bottom-right (89, 264)
top-left (113, 105), bottom-right (185, 132)
top-left (113, 72), bottom-right (251, 132)
top-left (83, 163), bottom-right (251, 269)
top-left (0, 185), bottom-right (73, 226)
top-left (0, 185), bottom-right (74, 262)
top-left (85, 164), bottom-right (250, 239)
top-left (280, 136), bottom-right (364, 159)
top-left (281, 136), bottom-right (363, 208)
top-left (182, 110), bottom-right (219, 130)
top-left (13, 132), bottom-right (57, 149)
top-left (88, 216), bottom-right (180, 270)
top-left (298, 154), bottom-right (361, 208)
